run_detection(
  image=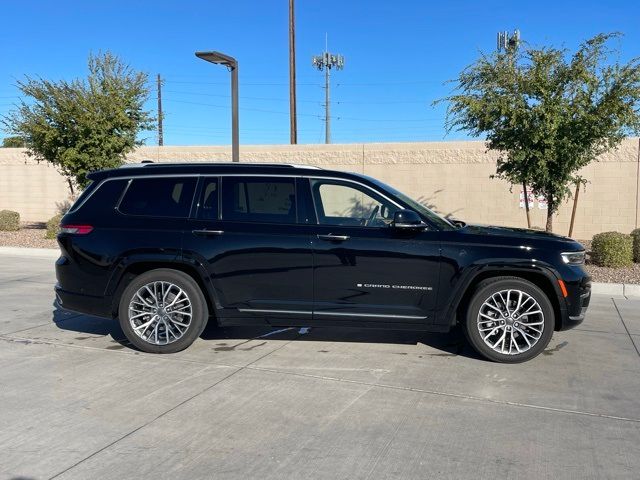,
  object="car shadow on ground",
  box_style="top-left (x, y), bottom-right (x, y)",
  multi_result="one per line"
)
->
top-left (52, 306), bottom-right (482, 360)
